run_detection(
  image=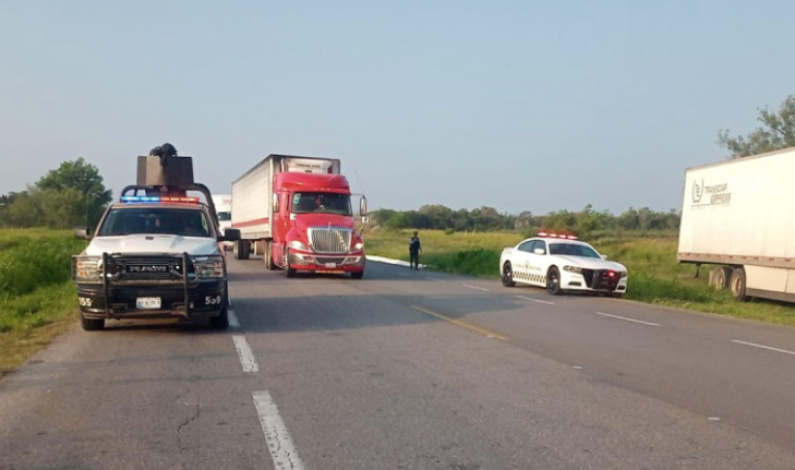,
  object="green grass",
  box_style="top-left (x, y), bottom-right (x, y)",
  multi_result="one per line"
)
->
top-left (0, 229), bottom-right (84, 376)
top-left (364, 228), bottom-right (795, 327)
